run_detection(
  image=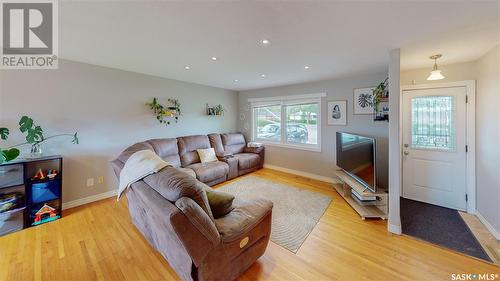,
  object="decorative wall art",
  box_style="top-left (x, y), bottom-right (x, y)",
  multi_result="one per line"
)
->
top-left (353, 87), bottom-right (375, 114)
top-left (327, 101), bottom-right (347, 126)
